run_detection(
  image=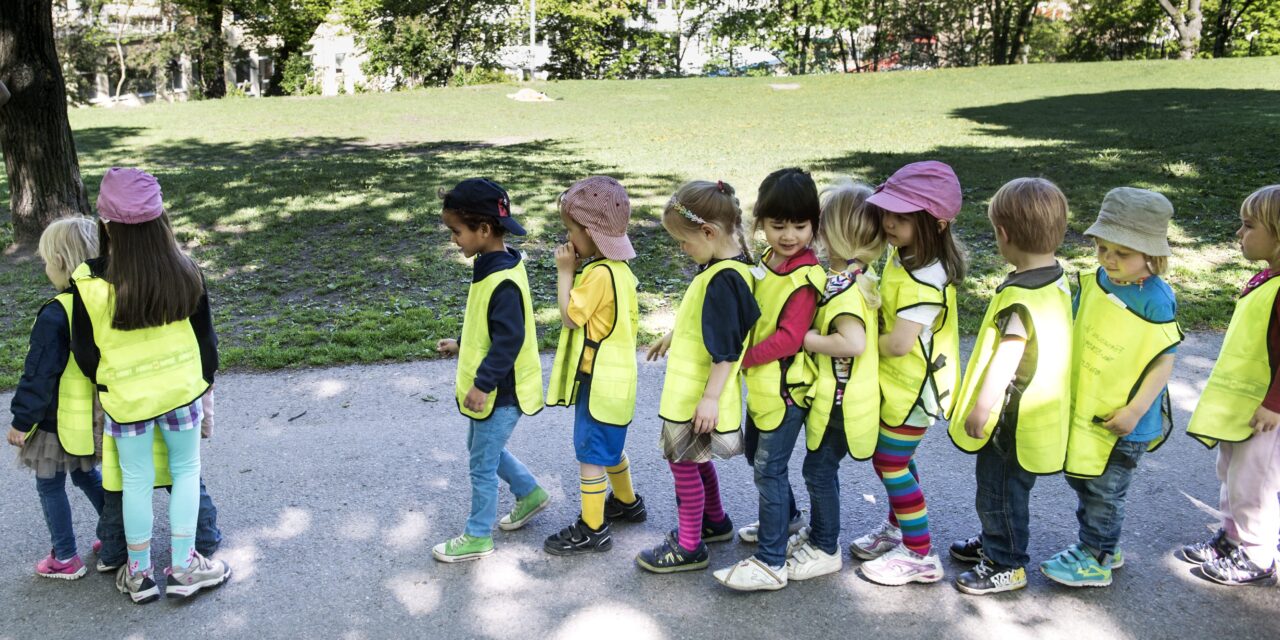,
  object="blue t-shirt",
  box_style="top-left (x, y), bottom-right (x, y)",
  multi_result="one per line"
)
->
top-left (1072, 270), bottom-right (1177, 443)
